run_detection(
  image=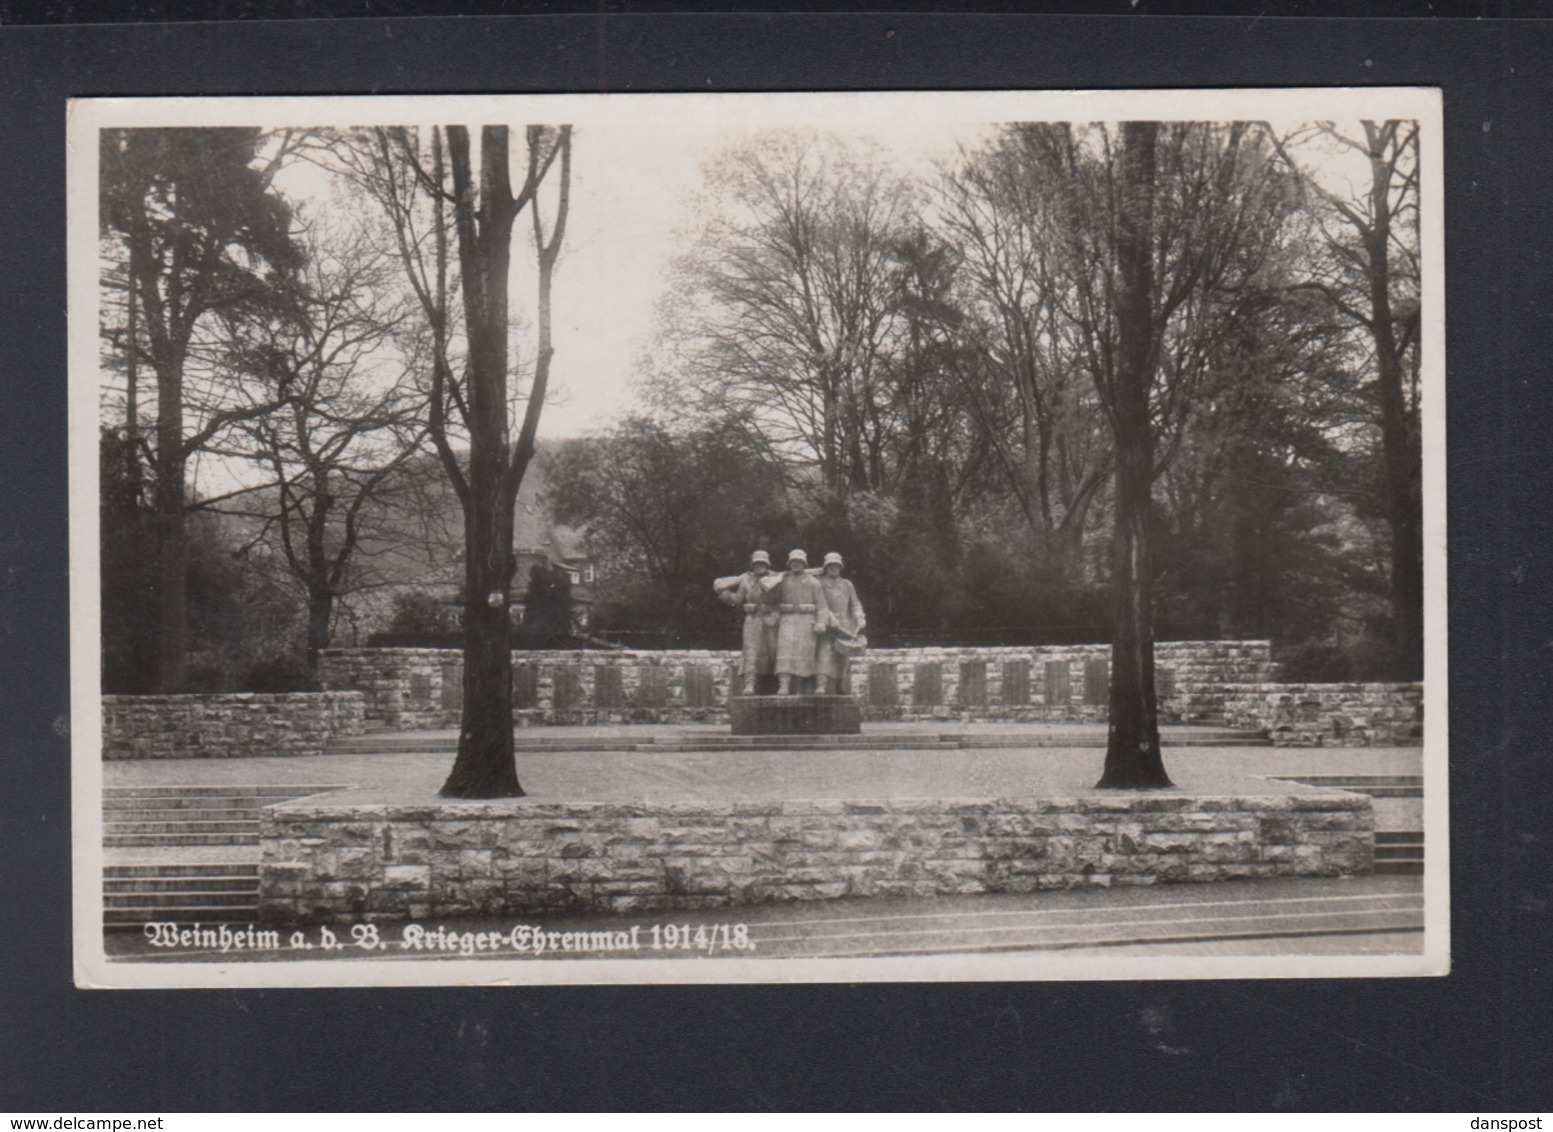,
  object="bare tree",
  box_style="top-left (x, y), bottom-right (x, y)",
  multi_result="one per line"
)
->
top-left (937, 146), bottom-right (1111, 546)
top-left (1004, 121), bottom-right (1297, 787)
top-left (1270, 121), bottom-right (1423, 678)
top-left (329, 123), bottom-right (571, 798)
top-left (212, 224), bottom-right (428, 662)
top-left (654, 132), bottom-right (917, 502)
